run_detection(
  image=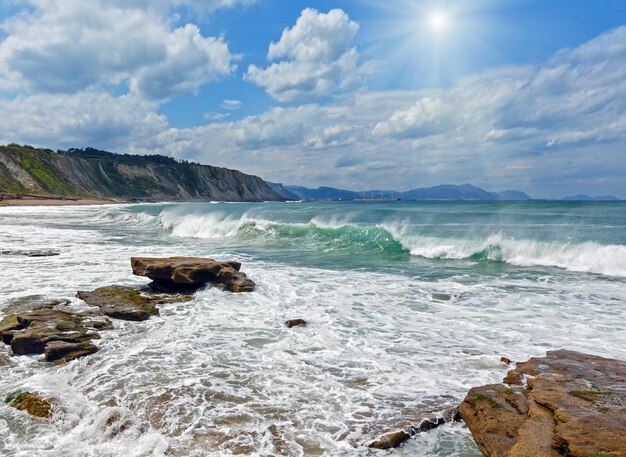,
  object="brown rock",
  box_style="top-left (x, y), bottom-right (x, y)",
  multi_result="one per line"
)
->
top-left (6, 391), bottom-right (53, 418)
top-left (500, 357), bottom-right (512, 365)
top-left (130, 257), bottom-right (255, 293)
top-left (460, 349), bottom-right (626, 457)
top-left (285, 319), bottom-right (307, 328)
top-left (0, 304), bottom-right (111, 361)
top-left (77, 286), bottom-right (191, 321)
top-left (44, 340), bottom-right (100, 363)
